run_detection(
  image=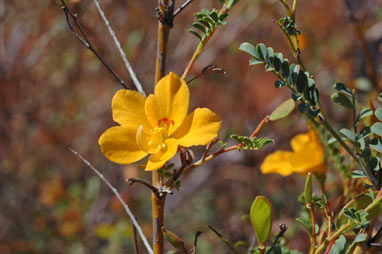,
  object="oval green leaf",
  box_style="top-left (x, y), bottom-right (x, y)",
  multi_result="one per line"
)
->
top-left (239, 42), bottom-right (259, 59)
top-left (331, 92), bottom-right (353, 109)
top-left (375, 108), bottom-right (382, 121)
top-left (304, 173), bottom-right (313, 205)
top-left (269, 98), bottom-right (295, 121)
top-left (371, 122), bottom-right (382, 136)
top-left (250, 196), bottom-right (273, 246)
